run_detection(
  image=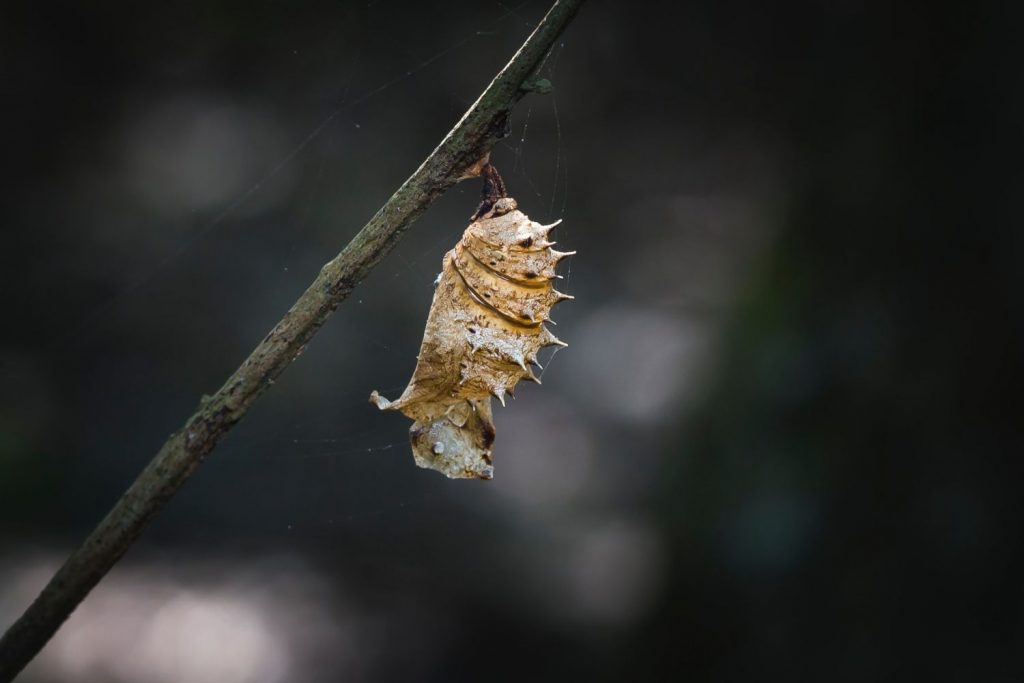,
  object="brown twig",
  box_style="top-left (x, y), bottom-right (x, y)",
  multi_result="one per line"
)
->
top-left (473, 162), bottom-right (508, 219)
top-left (0, 1), bottom-right (585, 679)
